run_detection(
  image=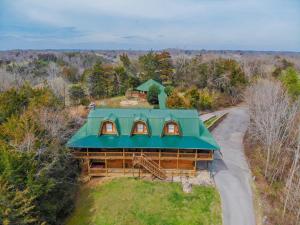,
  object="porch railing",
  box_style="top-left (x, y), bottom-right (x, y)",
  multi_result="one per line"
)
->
top-left (72, 151), bottom-right (213, 161)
